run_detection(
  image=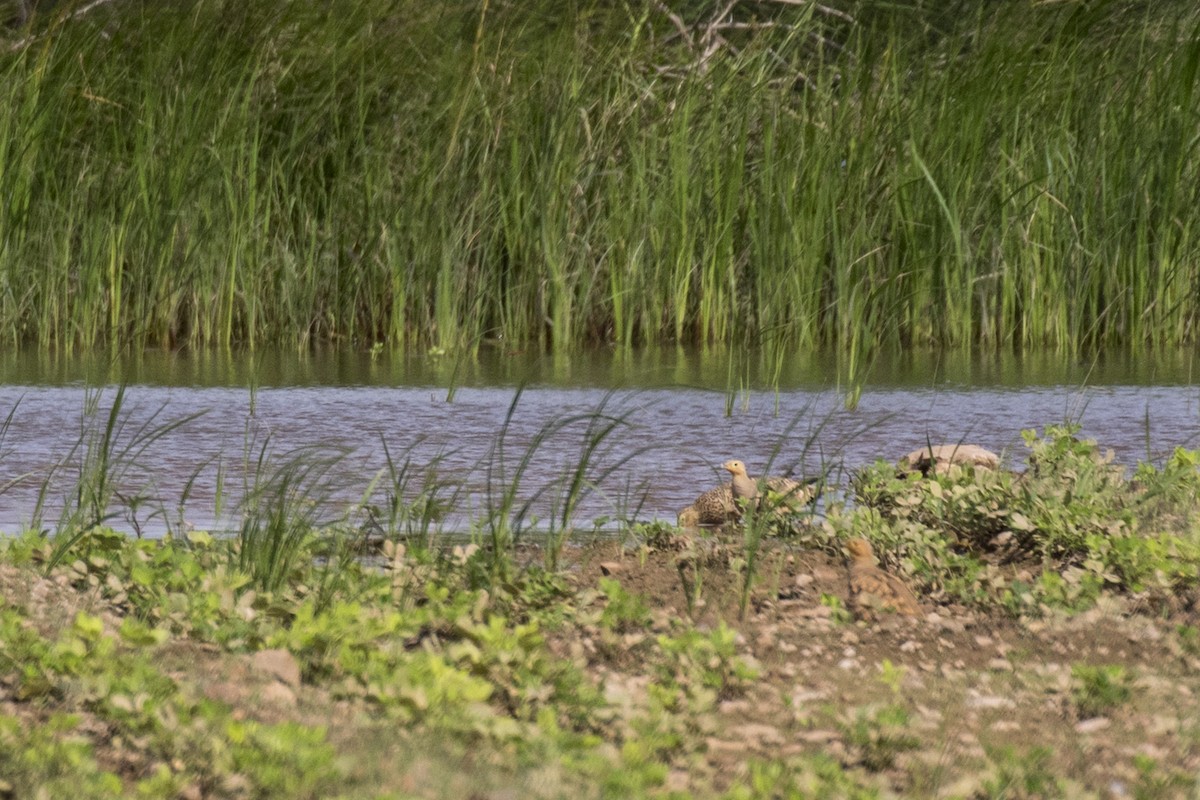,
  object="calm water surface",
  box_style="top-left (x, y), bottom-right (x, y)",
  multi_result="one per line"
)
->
top-left (1, 349), bottom-right (1198, 534)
